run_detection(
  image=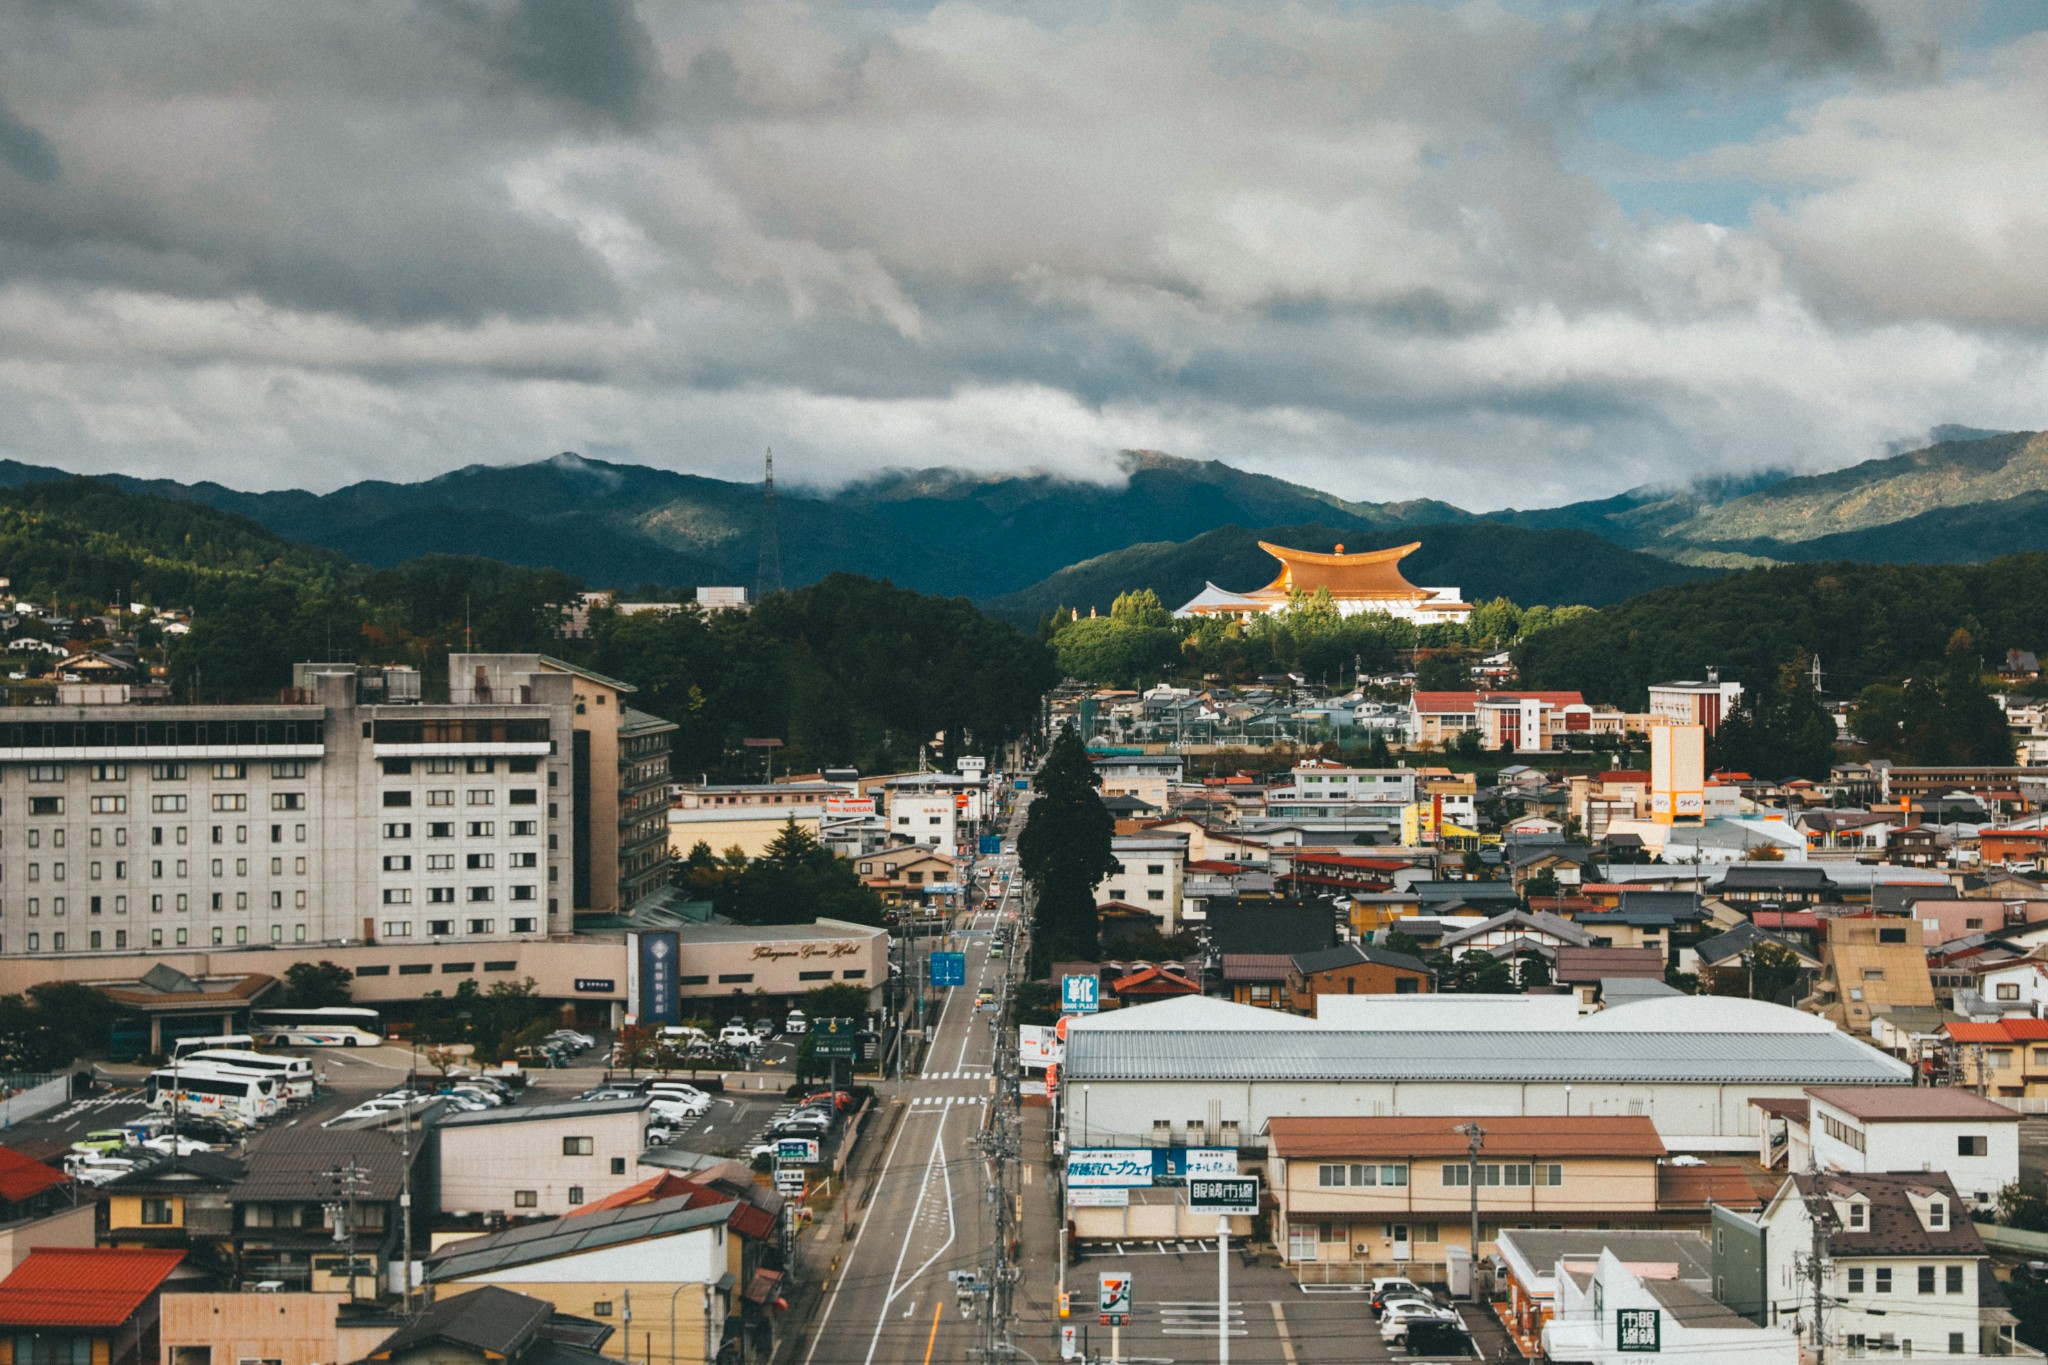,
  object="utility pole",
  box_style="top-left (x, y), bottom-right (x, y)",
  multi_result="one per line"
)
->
top-left (1454, 1122), bottom-right (1485, 1301)
top-left (1797, 1166), bottom-right (1835, 1365)
top-left (326, 1158), bottom-right (371, 1301)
